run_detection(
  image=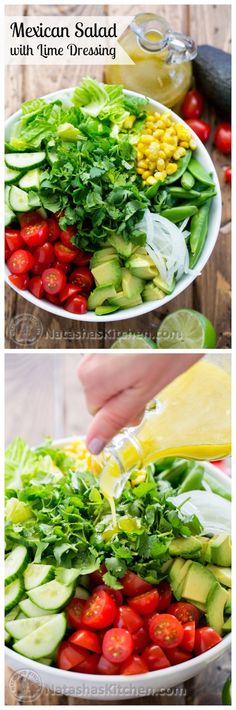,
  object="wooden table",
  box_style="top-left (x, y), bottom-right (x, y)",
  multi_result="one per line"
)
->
top-left (5, 353), bottom-right (231, 705)
top-left (5, 4), bottom-right (231, 349)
